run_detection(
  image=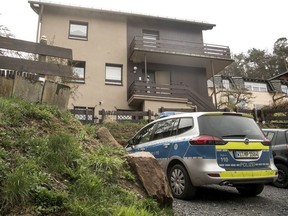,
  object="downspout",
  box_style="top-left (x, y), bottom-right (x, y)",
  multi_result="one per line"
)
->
top-left (211, 60), bottom-right (218, 109)
top-left (36, 5), bottom-right (44, 43)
